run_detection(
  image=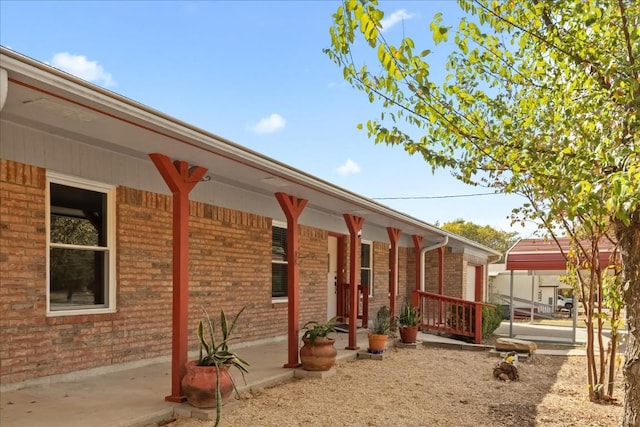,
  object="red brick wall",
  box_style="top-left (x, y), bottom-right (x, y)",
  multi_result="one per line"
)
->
top-left (0, 160), bottom-right (329, 385)
top-left (298, 226), bottom-right (329, 324)
top-left (1, 158), bottom-right (478, 385)
top-left (443, 251), bottom-right (464, 298)
top-left (0, 160), bottom-right (47, 384)
top-left (399, 247), bottom-right (467, 300)
top-left (404, 247), bottom-right (418, 298)
top-left (398, 247), bottom-right (411, 304)
top-left (423, 250), bottom-right (440, 293)
top-left (367, 241), bottom-right (390, 318)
